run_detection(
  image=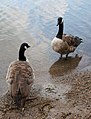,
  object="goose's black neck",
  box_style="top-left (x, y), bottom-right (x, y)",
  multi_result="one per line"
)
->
top-left (56, 22), bottom-right (63, 39)
top-left (19, 48), bottom-right (26, 61)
